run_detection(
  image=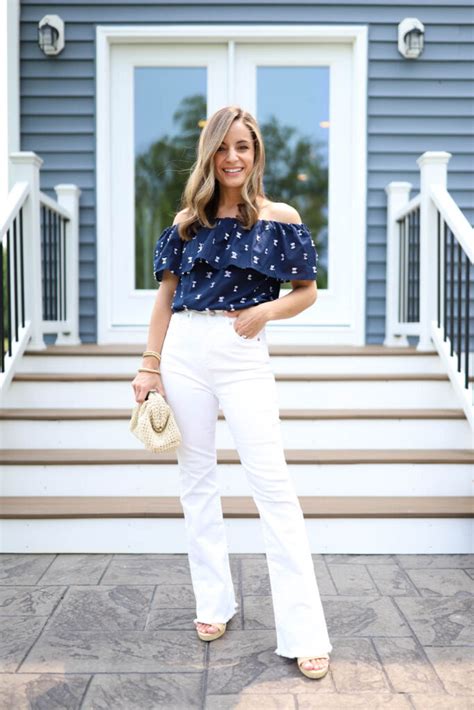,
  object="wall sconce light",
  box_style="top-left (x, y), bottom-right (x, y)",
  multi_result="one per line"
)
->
top-left (38, 15), bottom-right (65, 56)
top-left (398, 18), bottom-right (425, 59)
